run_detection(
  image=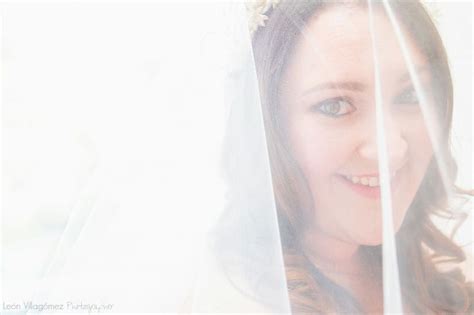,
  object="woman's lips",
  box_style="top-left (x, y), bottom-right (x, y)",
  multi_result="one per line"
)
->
top-left (337, 172), bottom-right (400, 200)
